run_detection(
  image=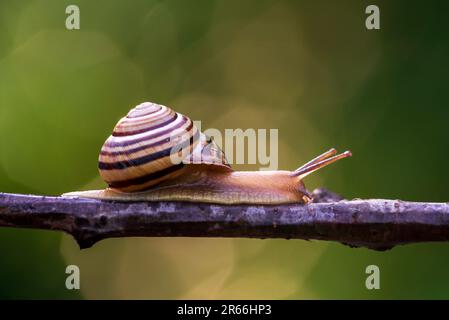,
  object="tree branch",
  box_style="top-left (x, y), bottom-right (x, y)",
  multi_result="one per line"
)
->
top-left (0, 188), bottom-right (448, 251)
